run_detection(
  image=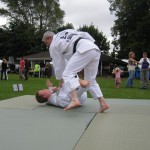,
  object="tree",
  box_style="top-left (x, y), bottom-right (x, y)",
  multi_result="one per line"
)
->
top-left (0, 0), bottom-right (64, 31)
top-left (57, 23), bottom-right (74, 32)
top-left (0, 28), bottom-right (8, 58)
top-left (108, 0), bottom-right (150, 59)
top-left (0, 20), bottom-right (38, 57)
top-left (78, 24), bottom-right (110, 55)
top-left (0, 0), bottom-right (65, 57)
